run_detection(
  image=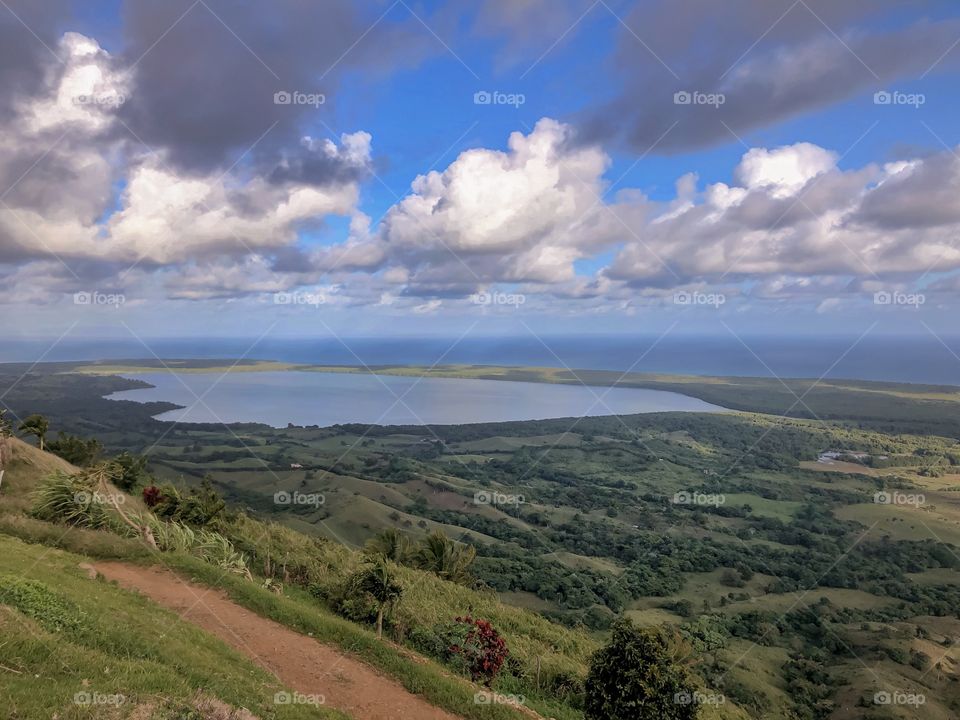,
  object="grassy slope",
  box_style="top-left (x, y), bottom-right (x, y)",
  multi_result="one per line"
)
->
top-left (0, 438), bottom-right (600, 720)
top-left (0, 437), bottom-right (340, 718)
top-left (0, 535), bottom-right (344, 720)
